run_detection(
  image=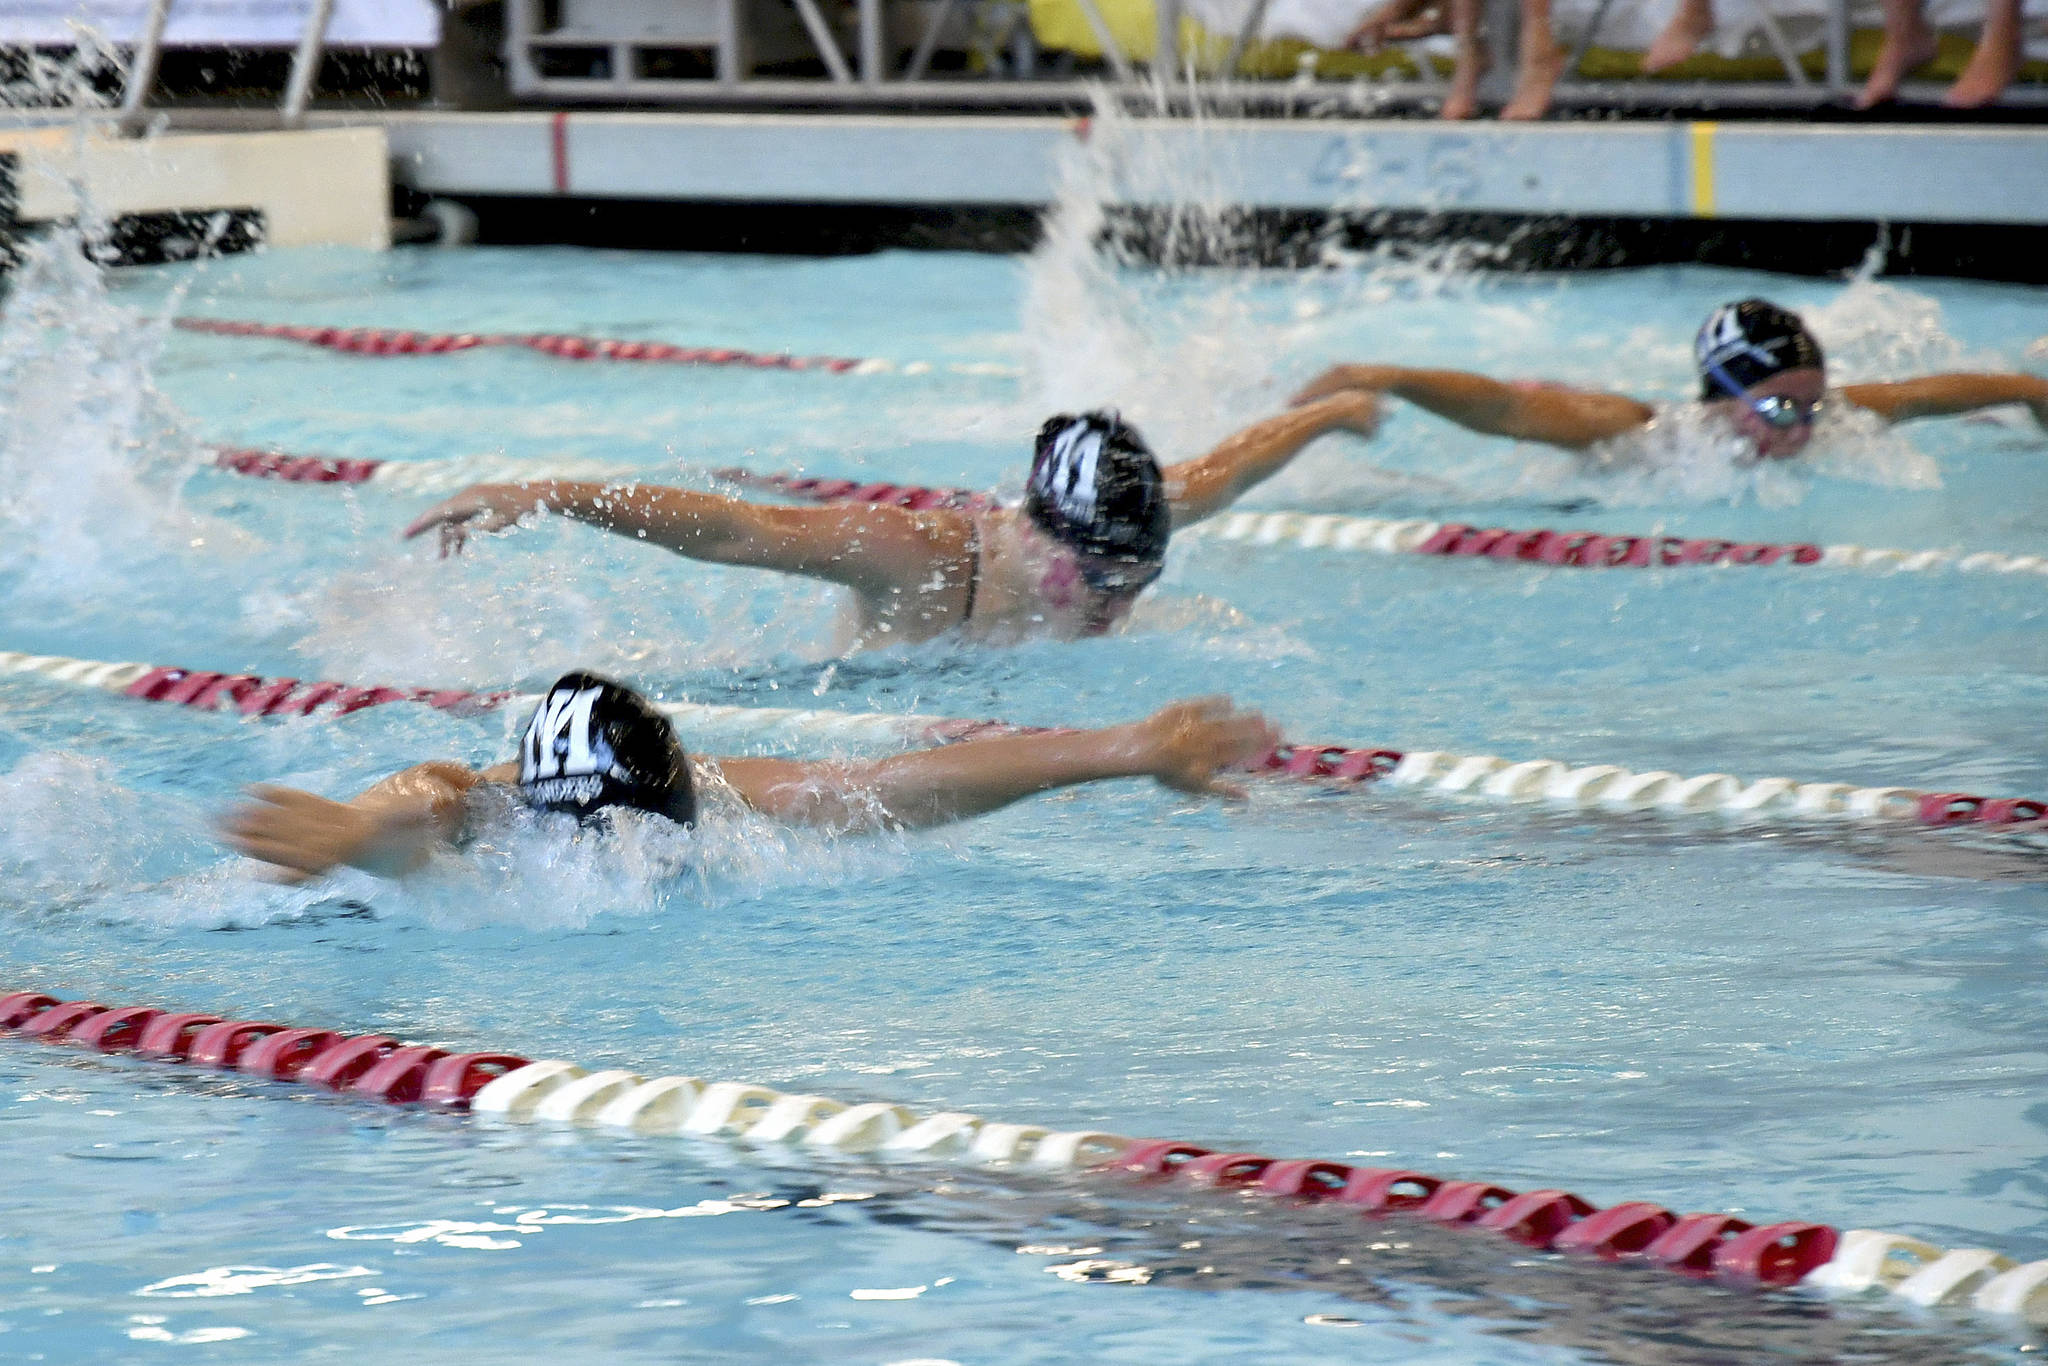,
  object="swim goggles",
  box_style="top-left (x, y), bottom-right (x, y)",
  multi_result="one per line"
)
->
top-left (1077, 552), bottom-right (1165, 594)
top-left (1705, 359), bottom-right (1825, 430)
